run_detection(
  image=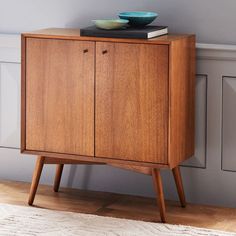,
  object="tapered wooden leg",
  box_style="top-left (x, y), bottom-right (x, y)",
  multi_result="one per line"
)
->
top-left (28, 156), bottom-right (45, 205)
top-left (152, 169), bottom-right (166, 223)
top-left (172, 166), bottom-right (186, 208)
top-left (54, 164), bottom-right (64, 192)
